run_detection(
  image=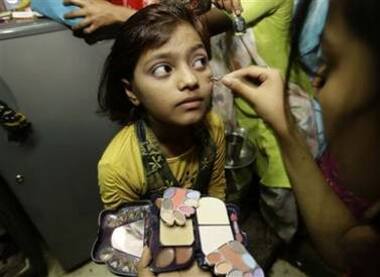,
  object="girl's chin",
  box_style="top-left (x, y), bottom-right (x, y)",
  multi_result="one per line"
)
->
top-left (175, 112), bottom-right (207, 126)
